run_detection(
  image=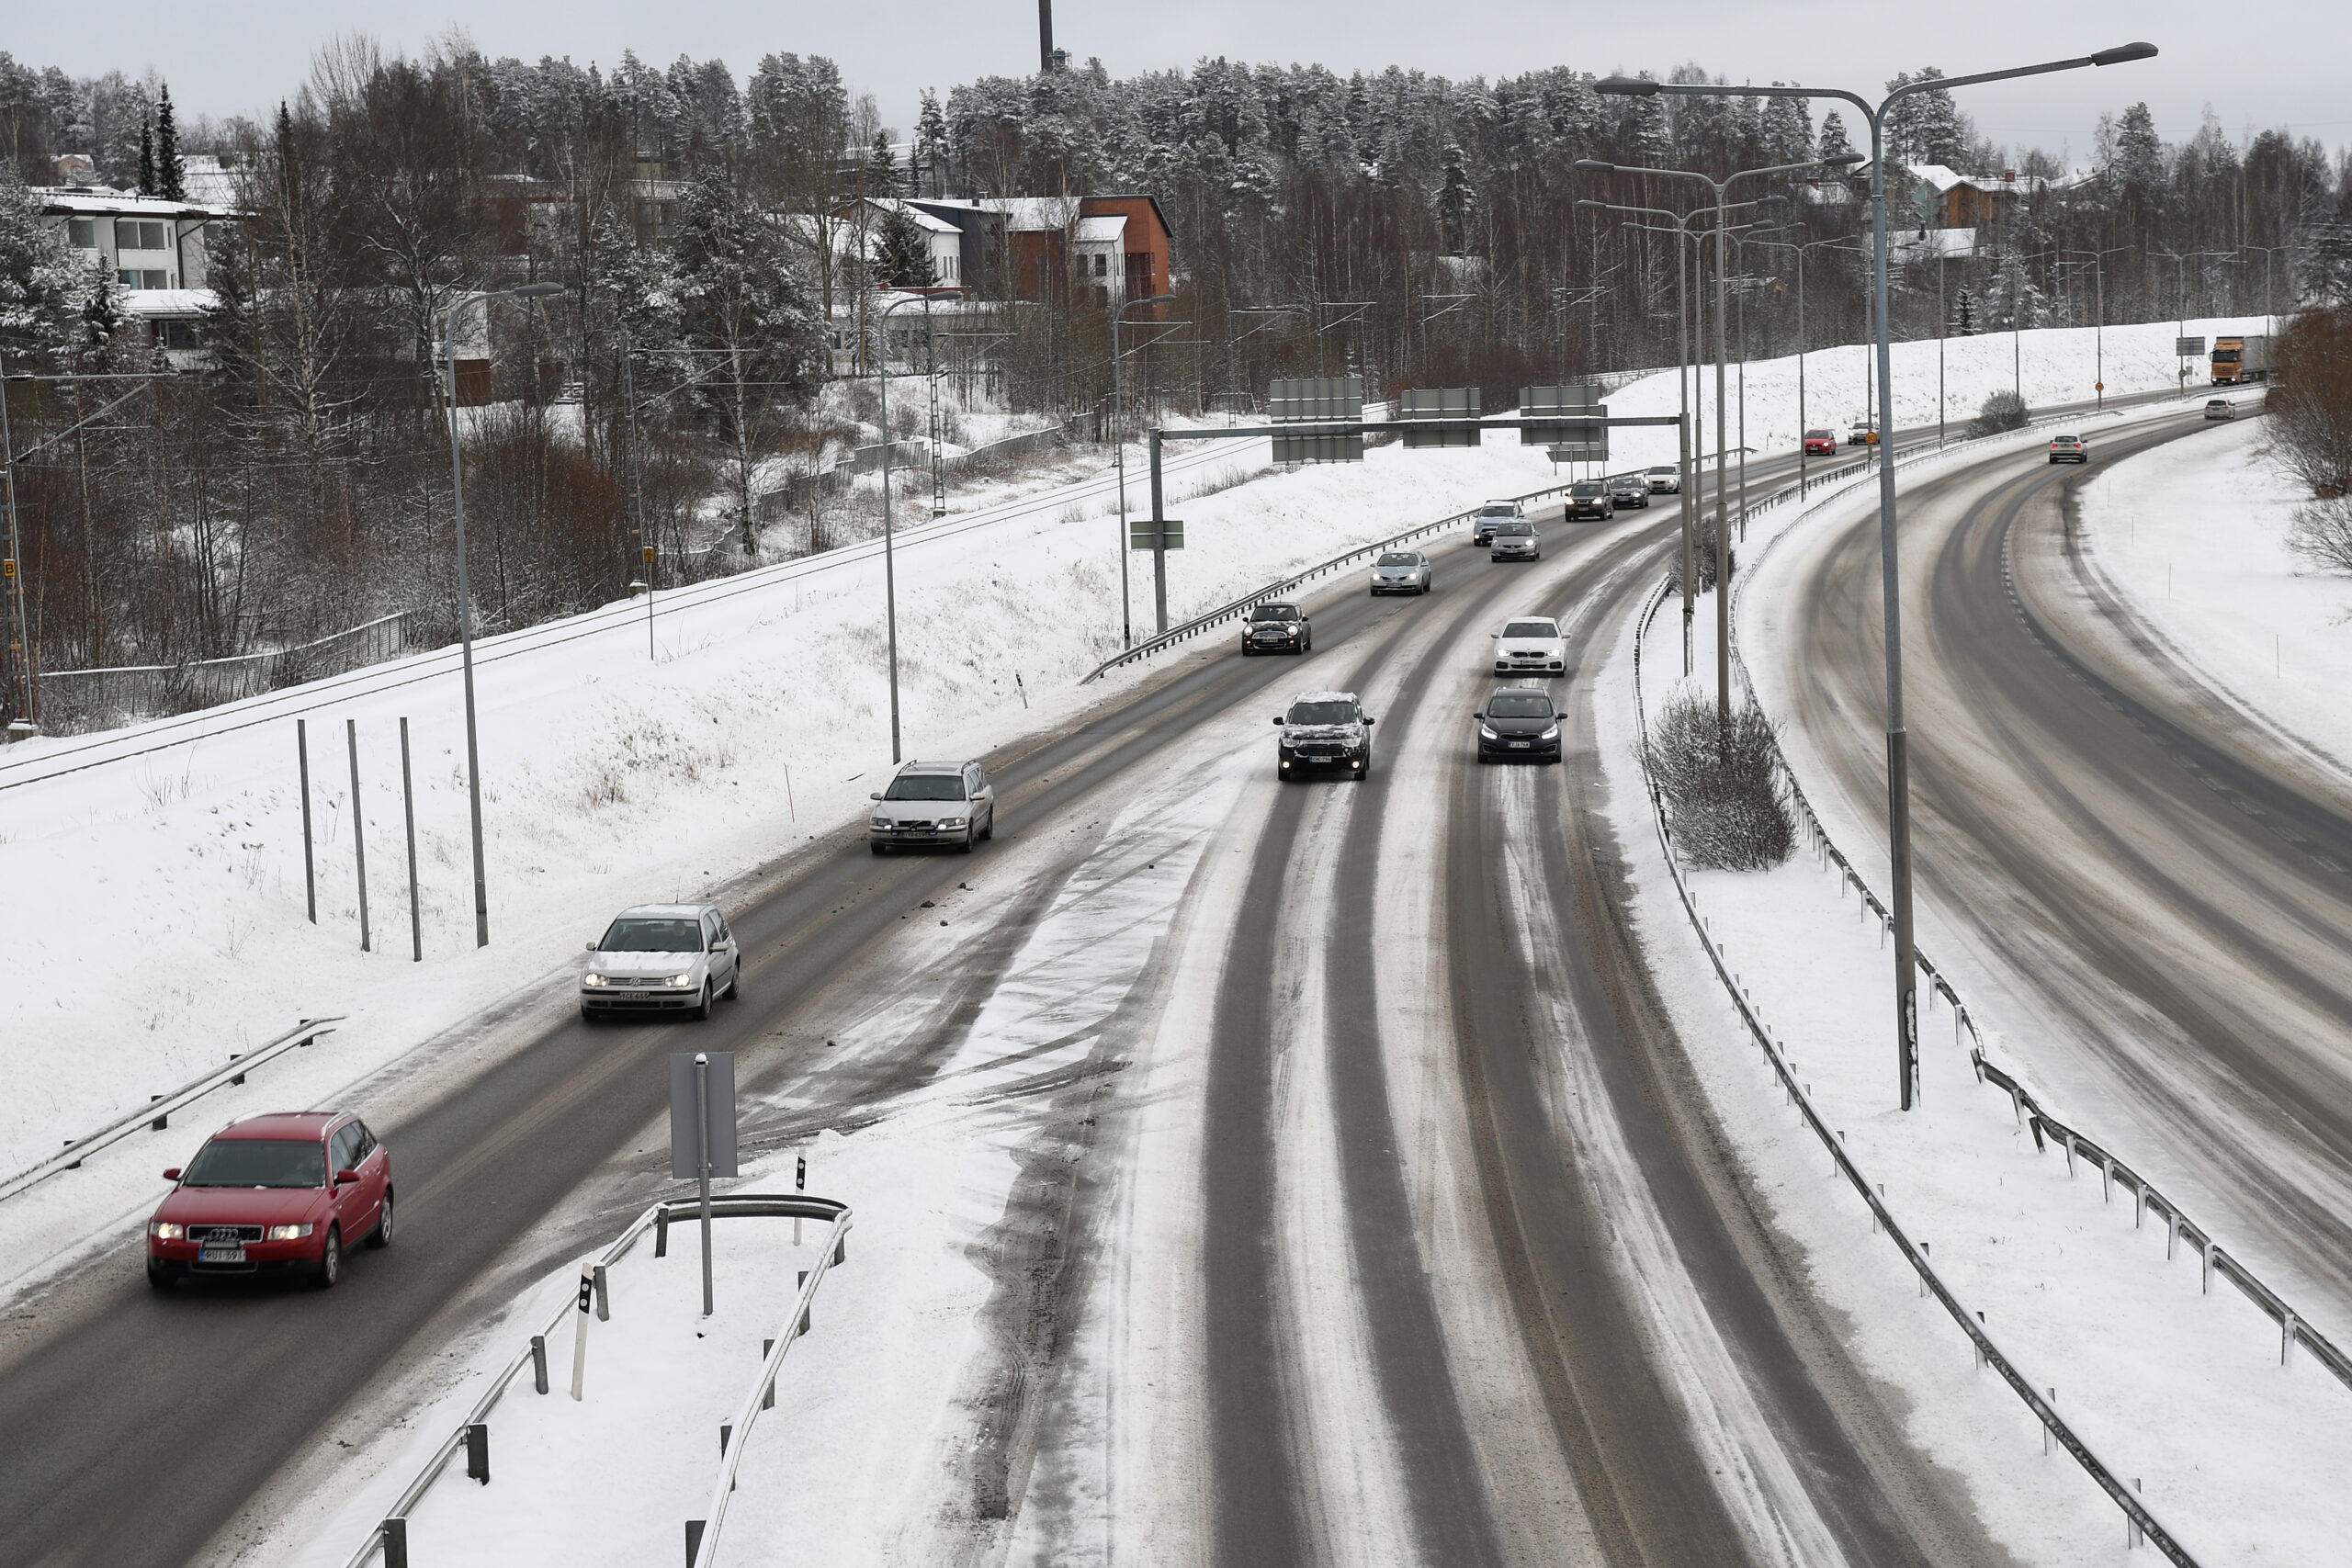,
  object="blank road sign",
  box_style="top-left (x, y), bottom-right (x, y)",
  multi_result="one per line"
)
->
top-left (1129, 518), bottom-right (1185, 549)
top-left (2176, 337), bottom-right (2207, 355)
top-left (1400, 387), bottom-right (1481, 448)
top-left (669, 1052), bottom-right (738, 1180)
